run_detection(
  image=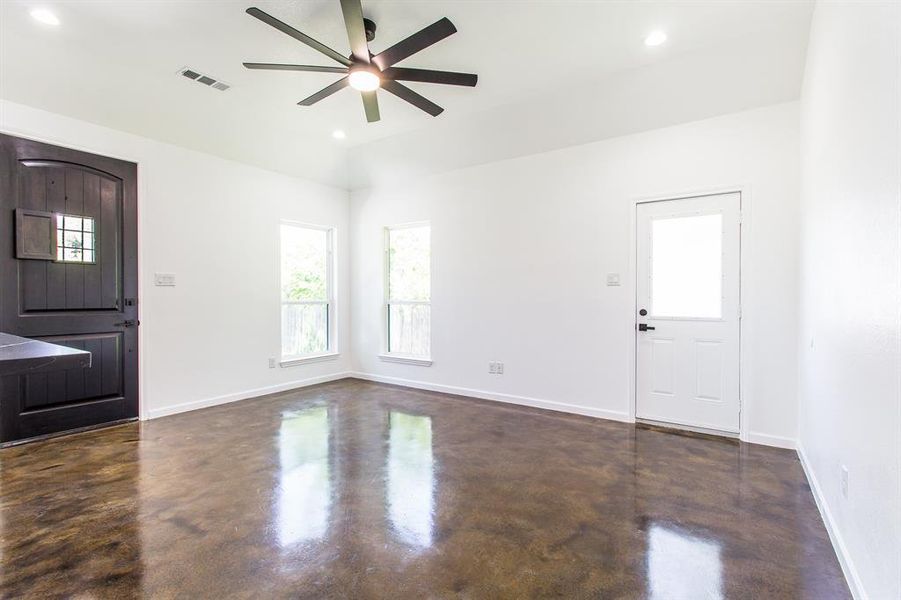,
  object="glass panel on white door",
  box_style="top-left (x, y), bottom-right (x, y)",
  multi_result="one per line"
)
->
top-left (651, 213), bottom-right (723, 319)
